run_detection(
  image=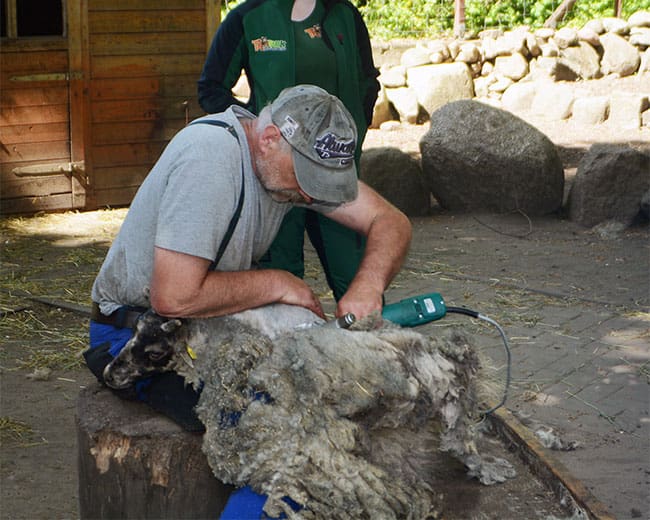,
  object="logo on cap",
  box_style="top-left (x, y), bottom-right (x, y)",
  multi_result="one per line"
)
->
top-left (314, 132), bottom-right (355, 163)
top-left (279, 115), bottom-right (299, 139)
